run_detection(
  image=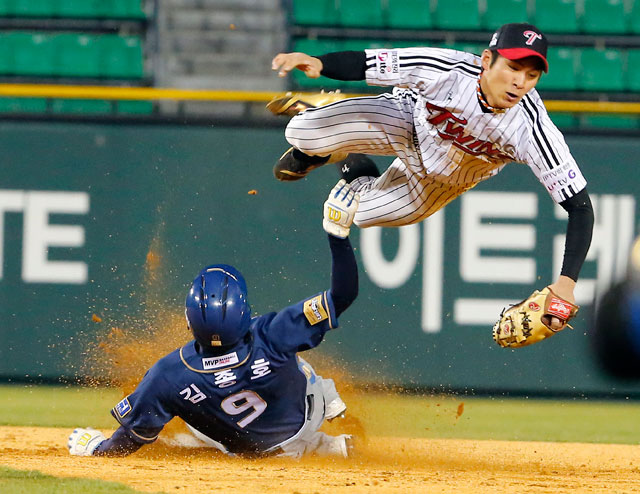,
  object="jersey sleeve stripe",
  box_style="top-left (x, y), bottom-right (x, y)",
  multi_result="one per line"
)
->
top-left (400, 61), bottom-right (480, 77)
top-left (521, 95), bottom-right (562, 169)
top-left (520, 97), bottom-right (560, 170)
